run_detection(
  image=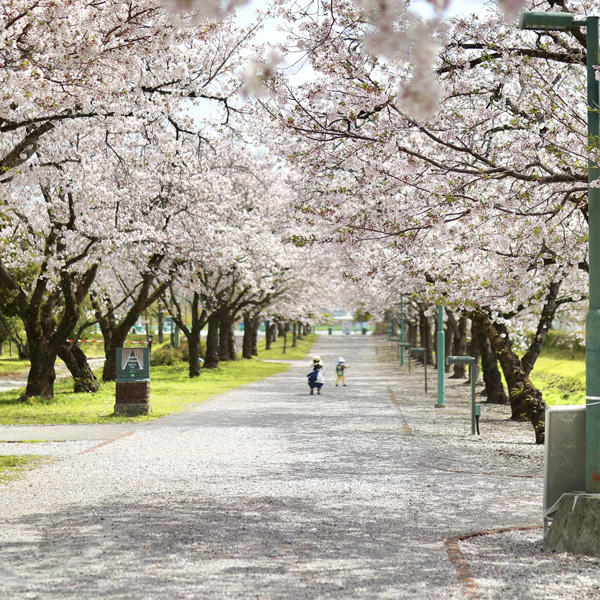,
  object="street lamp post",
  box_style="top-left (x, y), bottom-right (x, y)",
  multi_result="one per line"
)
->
top-left (400, 295), bottom-right (406, 366)
top-left (520, 12), bottom-right (600, 492)
top-left (436, 305), bottom-right (446, 408)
